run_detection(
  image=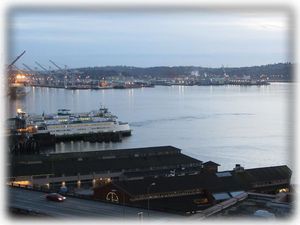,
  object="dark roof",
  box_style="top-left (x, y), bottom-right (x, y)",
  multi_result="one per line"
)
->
top-left (236, 165), bottom-right (292, 183)
top-left (203, 161), bottom-right (220, 167)
top-left (110, 165), bottom-right (292, 197)
top-left (113, 173), bottom-right (242, 196)
top-left (131, 193), bottom-right (211, 214)
top-left (122, 166), bottom-right (202, 179)
top-left (9, 147), bottom-right (202, 177)
top-left (10, 145), bottom-right (181, 162)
